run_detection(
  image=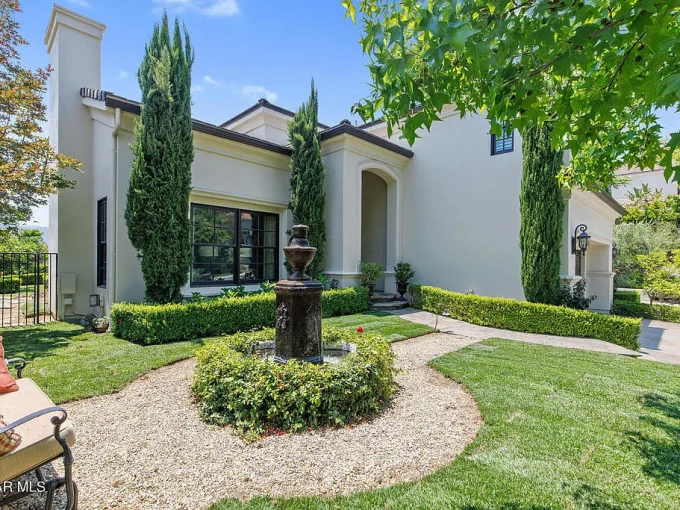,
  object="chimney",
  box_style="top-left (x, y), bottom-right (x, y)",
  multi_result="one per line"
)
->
top-left (44, 5), bottom-right (106, 316)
